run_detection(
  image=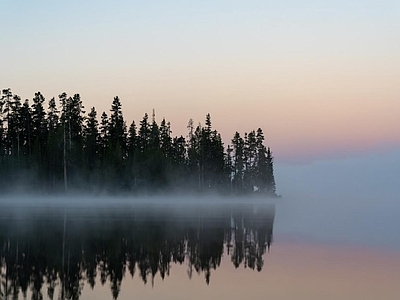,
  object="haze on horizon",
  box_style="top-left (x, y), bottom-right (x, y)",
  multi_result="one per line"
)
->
top-left (2, 0), bottom-right (399, 163)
